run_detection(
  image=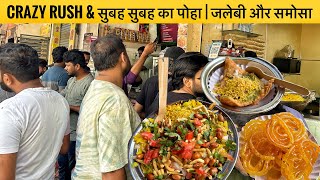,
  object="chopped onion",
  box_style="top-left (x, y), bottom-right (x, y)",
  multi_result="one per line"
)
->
top-left (222, 135), bottom-right (228, 142)
top-left (172, 162), bottom-right (182, 171)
